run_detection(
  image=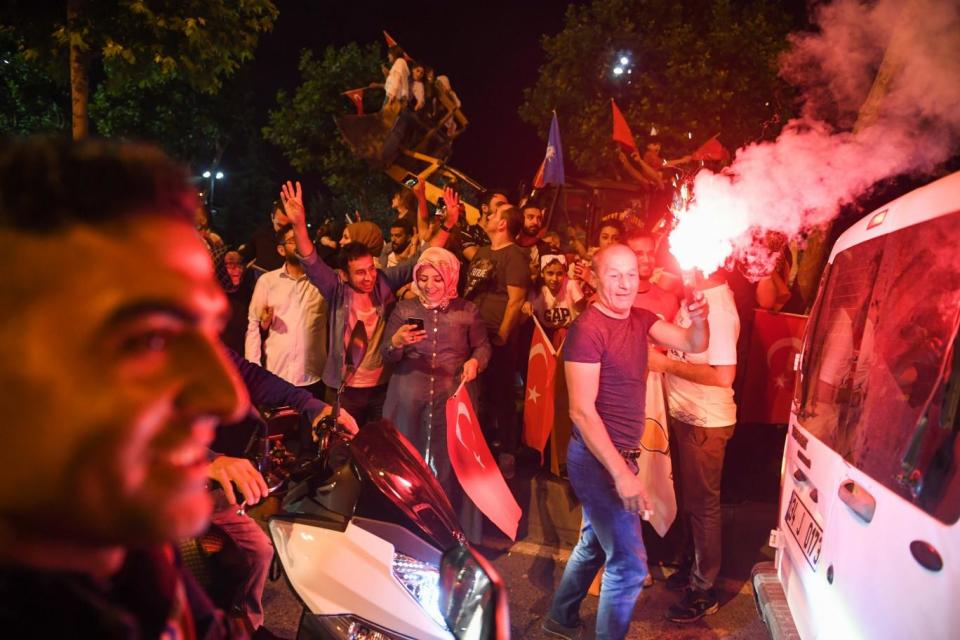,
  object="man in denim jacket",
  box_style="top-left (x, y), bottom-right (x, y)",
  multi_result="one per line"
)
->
top-left (281, 180), bottom-right (461, 425)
